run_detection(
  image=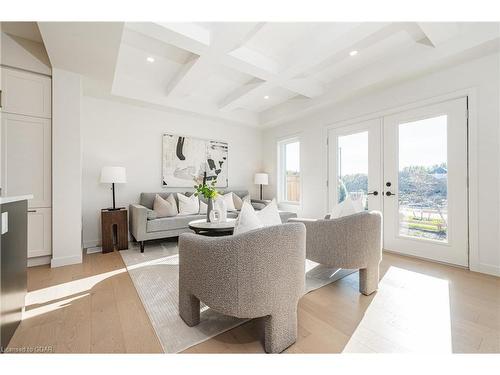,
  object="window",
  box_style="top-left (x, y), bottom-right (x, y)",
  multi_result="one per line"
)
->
top-left (278, 138), bottom-right (300, 204)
